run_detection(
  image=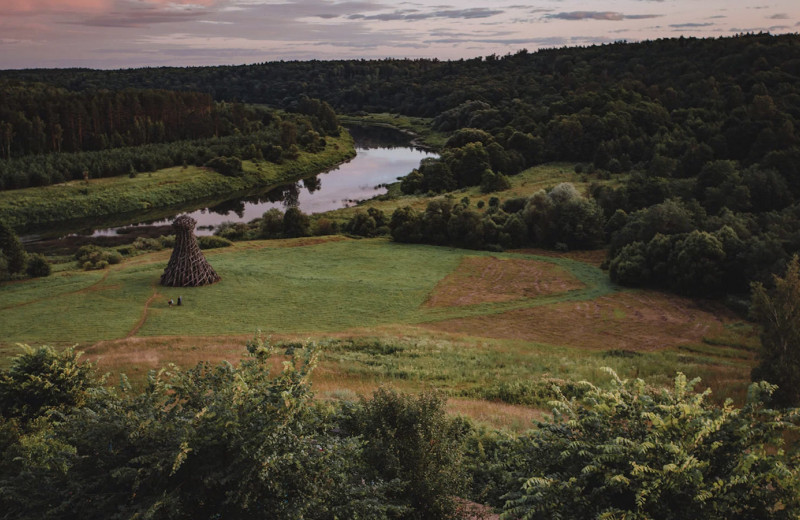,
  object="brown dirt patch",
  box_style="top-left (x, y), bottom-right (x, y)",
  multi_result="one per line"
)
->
top-left (423, 291), bottom-right (746, 352)
top-left (425, 256), bottom-right (584, 308)
top-left (509, 247), bottom-right (608, 267)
